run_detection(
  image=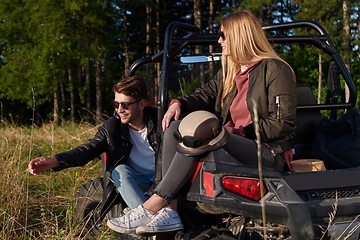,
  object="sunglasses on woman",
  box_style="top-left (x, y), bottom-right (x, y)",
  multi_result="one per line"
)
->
top-left (173, 126), bottom-right (220, 148)
top-left (111, 99), bottom-right (141, 110)
top-left (218, 31), bottom-right (226, 40)
top-left (173, 129), bottom-right (214, 148)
